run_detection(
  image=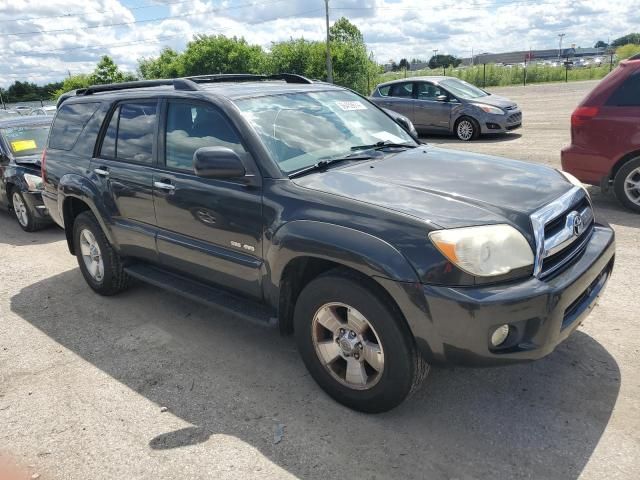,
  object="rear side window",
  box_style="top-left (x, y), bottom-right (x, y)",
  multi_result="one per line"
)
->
top-left (49, 102), bottom-right (100, 150)
top-left (389, 83), bottom-right (414, 98)
top-left (99, 102), bottom-right (157, 164)
top-left (606, 71), bottom-right (640, 107)
top-left (377, 85), bottom-right (391, 97)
